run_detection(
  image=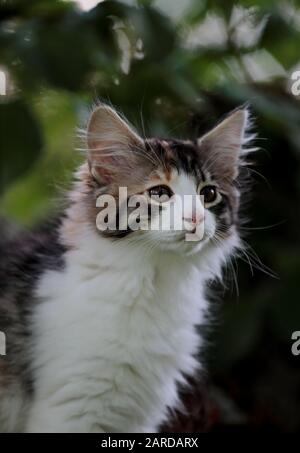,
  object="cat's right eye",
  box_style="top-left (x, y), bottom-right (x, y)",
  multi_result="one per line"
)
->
top-left (147, 185), bottom-right (174, 203)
